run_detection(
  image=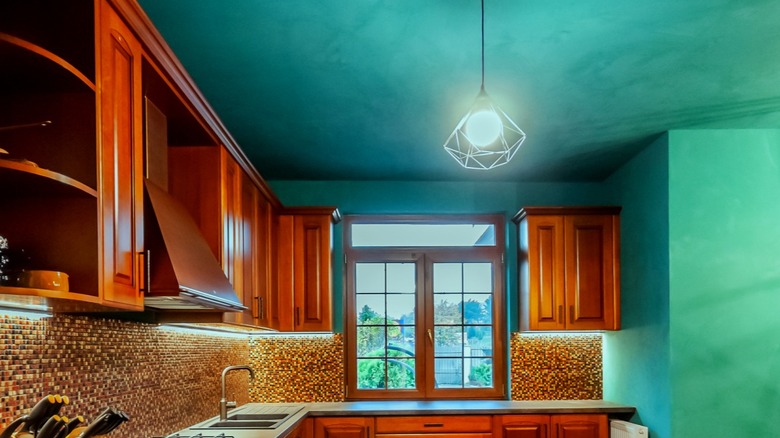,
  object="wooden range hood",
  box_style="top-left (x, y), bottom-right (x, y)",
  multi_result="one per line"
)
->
top-left (143, 179), bottom-right (246, 312)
